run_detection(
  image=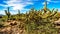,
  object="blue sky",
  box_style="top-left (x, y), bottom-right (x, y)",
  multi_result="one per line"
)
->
top-left (0, 0), bottom-right (60, 15)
